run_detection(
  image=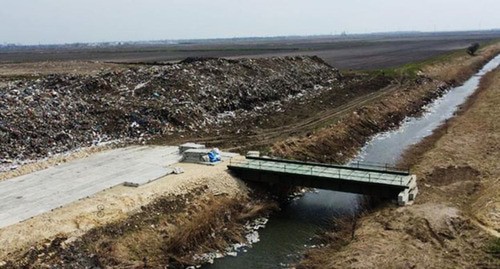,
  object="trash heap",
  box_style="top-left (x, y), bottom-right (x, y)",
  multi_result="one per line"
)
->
top-left (0, 56), bottom-right (342, 162)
